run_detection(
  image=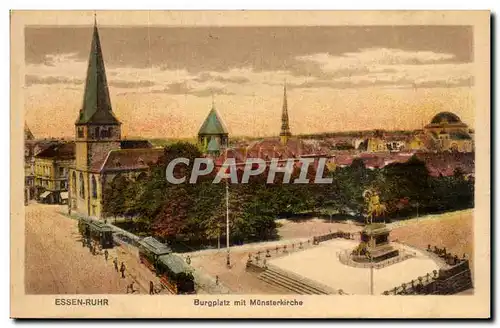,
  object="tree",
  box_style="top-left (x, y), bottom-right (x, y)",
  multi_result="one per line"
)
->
top-left (102, 174), bottom-right (131, 217)
top-left (151, 187), bottom-right (191, 239)
top-left (381, 155), bottom-right (430, 215)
